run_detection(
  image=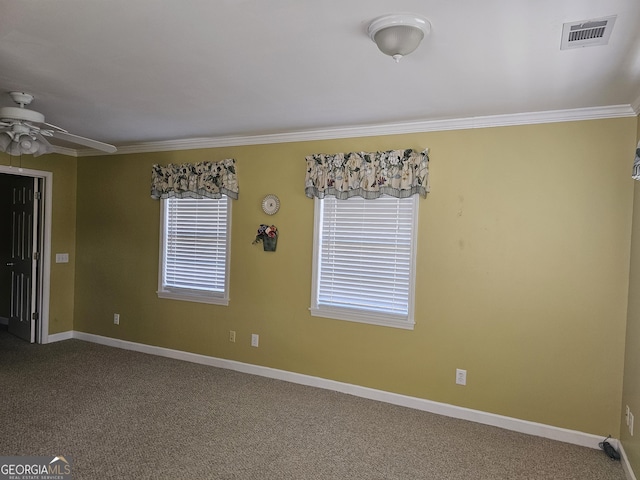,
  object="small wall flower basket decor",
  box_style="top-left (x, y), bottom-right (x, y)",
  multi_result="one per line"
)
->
top-left (253, 224), bottom-right (278, 252)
